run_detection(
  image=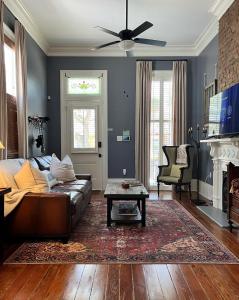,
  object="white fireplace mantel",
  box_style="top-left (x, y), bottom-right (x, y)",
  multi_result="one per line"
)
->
top-left (200, 137), bottom-right (239, 209)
